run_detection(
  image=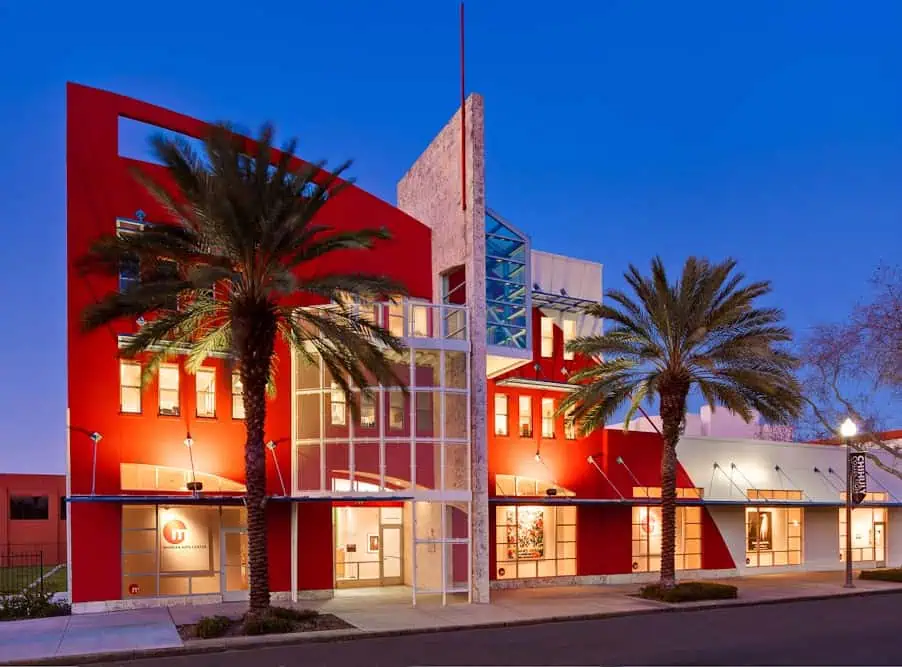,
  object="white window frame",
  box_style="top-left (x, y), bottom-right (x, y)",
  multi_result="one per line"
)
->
top-left (540, 317), bottom-right (554, 358)
top-left (158, 364), bottom-right (180, 416)
top-left (564, 408), bottom-right (577, 440)
top-left (231, 372), bottom-right (245, 419)
top-left (360, 394), bottom-right (376, 428)
top-left (494, 393), bottom-right (509, 436)
top-left (541, 398), bottom-right (555, 438)
top-left (563, 319), bottom-right (576, 361)
top-left (518, 396), bottom-right (532, 438)
top-left (195, 368), bottom-right (216, 418)
top-left (330, 383), bottom-right (347, 426)
top-left (120, 361), bottom-right (142, 414)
